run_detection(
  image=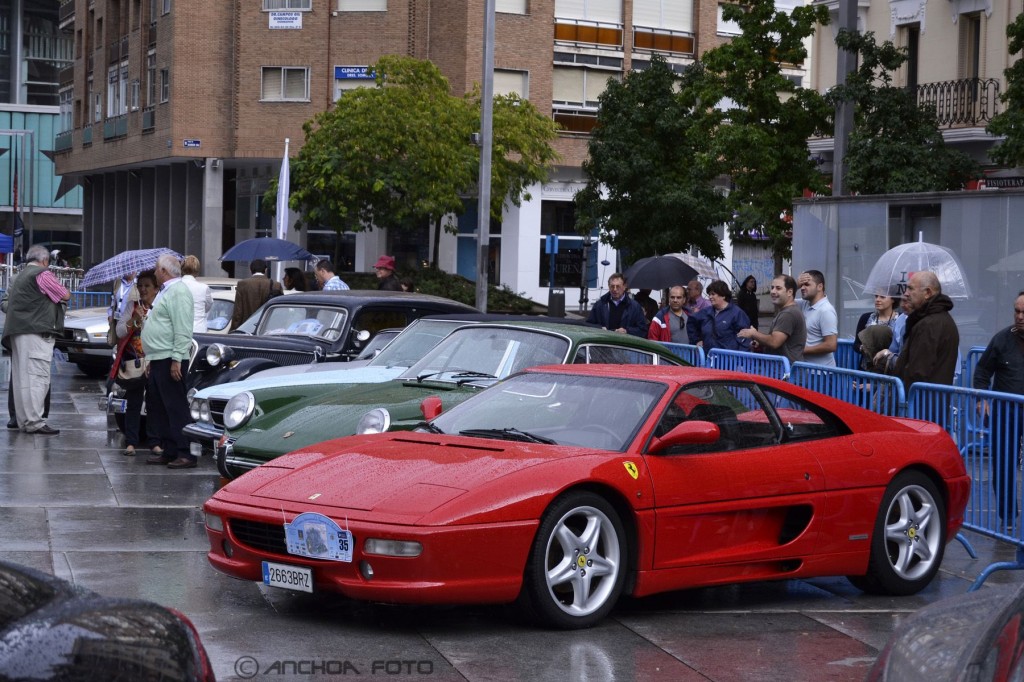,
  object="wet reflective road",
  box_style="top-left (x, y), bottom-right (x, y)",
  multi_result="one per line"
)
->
top-left (3, 358), bottom-right (1023, 681)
